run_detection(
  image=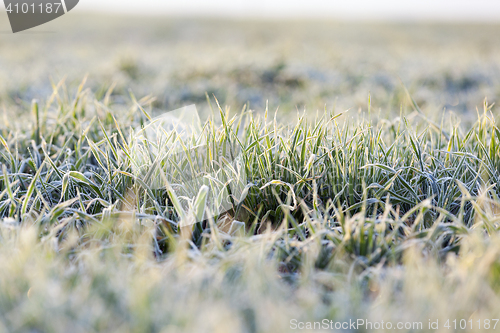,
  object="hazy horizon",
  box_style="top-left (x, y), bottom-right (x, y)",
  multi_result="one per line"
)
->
top-left (73, 0), bottom-right (500, 21)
